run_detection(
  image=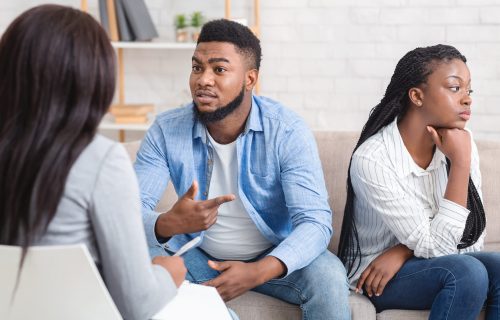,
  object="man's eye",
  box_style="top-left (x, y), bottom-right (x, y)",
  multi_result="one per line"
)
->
top-left (192, 66), bottom-right (201, 72)
top-left (215, 67), bottom-right (226, 73)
